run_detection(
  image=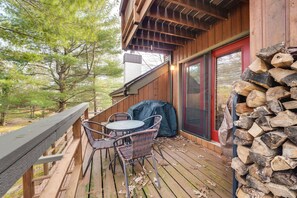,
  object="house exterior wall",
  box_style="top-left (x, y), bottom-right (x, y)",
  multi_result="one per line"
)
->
top-left (91, 67), bottom-right (170, 123)
top-left (171, 2), bottom-right (250, 139)
top-left (250, 0), bottom-right (297, 59)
